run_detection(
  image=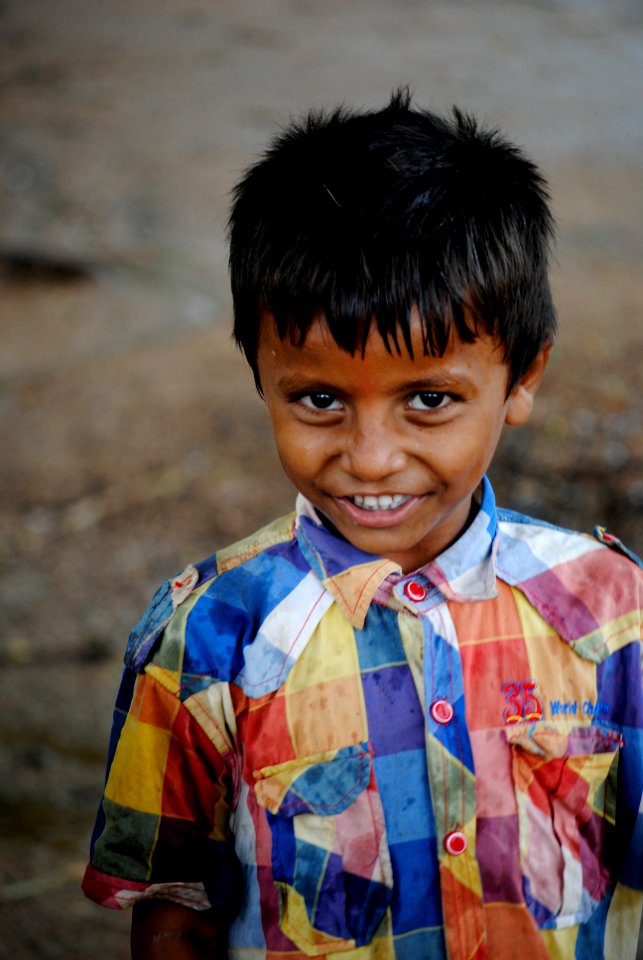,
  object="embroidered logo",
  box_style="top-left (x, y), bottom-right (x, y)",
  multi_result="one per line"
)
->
top-left (549, 699), bottom-right (609, 718)
top-left (501, 680), bottom-right (543, 724)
